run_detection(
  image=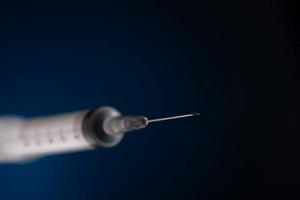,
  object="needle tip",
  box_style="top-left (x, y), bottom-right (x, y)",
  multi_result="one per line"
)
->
top-left (192, 112), bottom-right (200, 116)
